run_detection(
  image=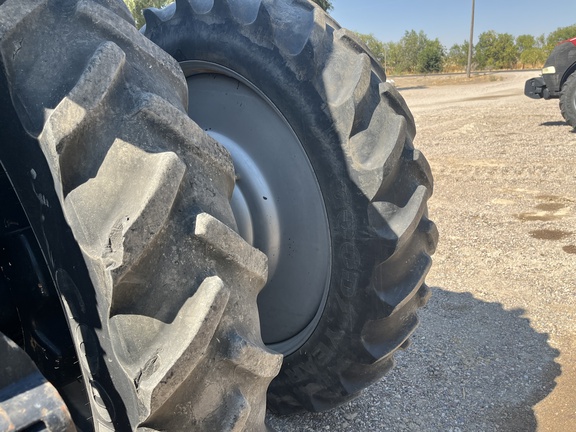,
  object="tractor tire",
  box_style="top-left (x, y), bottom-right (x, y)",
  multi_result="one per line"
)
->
top-left (0, 0), bottom-right (281, 431)
top-left (560, 72), bottom-right (576, 128)
top-left (144, 0), bottom-right (438, 414)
